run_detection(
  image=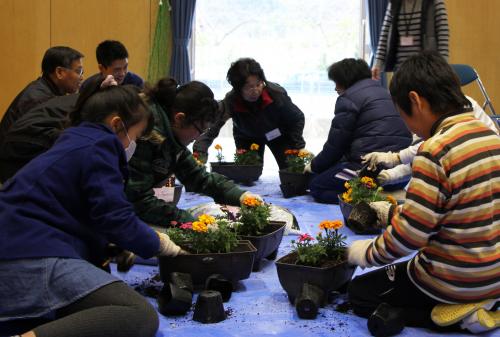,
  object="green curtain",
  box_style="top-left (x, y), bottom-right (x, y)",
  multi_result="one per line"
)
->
top-left (147, 0), bottom-right (173, 85)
